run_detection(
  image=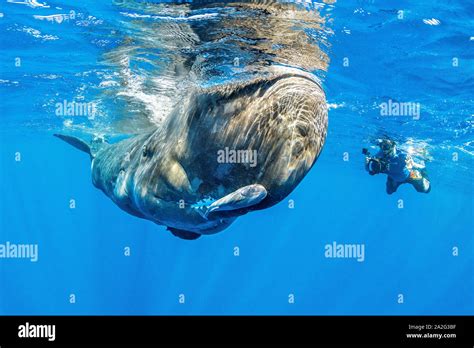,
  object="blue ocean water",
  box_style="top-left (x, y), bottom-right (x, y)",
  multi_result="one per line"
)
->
top-left (0, 0), bottom-right (472, 315)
